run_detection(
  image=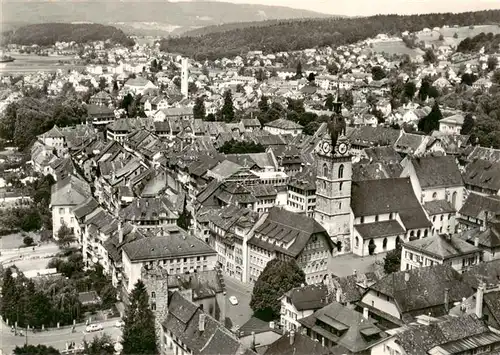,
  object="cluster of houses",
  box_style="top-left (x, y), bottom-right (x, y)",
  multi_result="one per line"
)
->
top-left (1, 24), bottom-right (499, 355)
